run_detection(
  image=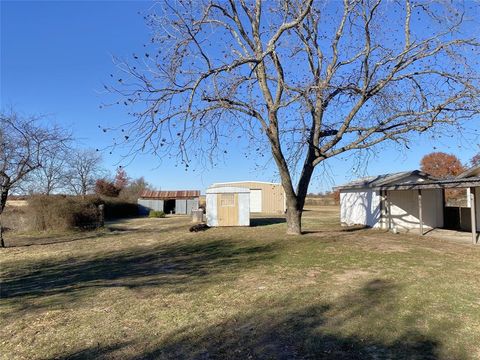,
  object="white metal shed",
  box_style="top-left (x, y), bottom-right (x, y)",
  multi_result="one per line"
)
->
top-left (206, 186), bottom-right (250, 227)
